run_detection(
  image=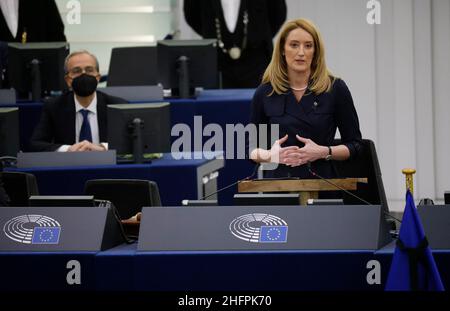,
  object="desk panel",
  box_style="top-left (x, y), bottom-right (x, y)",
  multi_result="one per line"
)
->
top-left (1, 244), bottom-right (449, 291)
top-left (0, 251), bottom-right (97, 290)
top-left (7, 154), bottom-right (224, 206)
top-left (133, 250), bottom-right (378, 291)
